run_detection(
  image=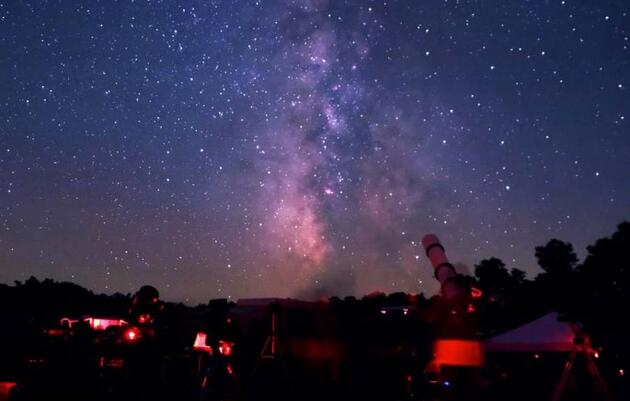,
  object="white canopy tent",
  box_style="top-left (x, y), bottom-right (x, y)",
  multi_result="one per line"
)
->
top-left (483, 312), bottom-right (610, 401)
top-left (484, 312), bottom-right (575, 352)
